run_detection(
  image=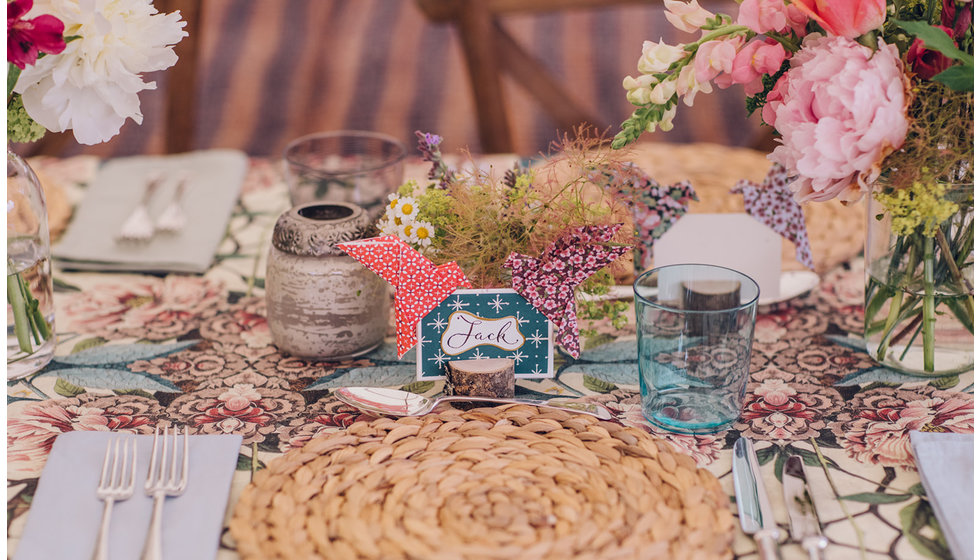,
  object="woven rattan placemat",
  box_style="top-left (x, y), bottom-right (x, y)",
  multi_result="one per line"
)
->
top-left (230, 405), bottom-right (734, 560)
